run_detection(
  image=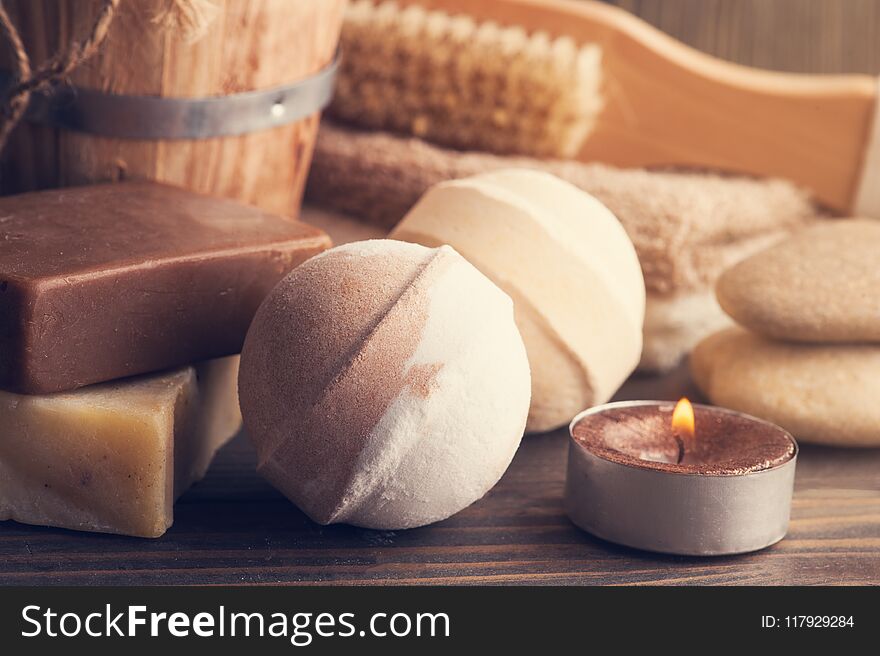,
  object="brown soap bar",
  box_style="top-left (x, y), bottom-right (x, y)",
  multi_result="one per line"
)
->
top-left (0, 182), bottom-right (330, 394)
